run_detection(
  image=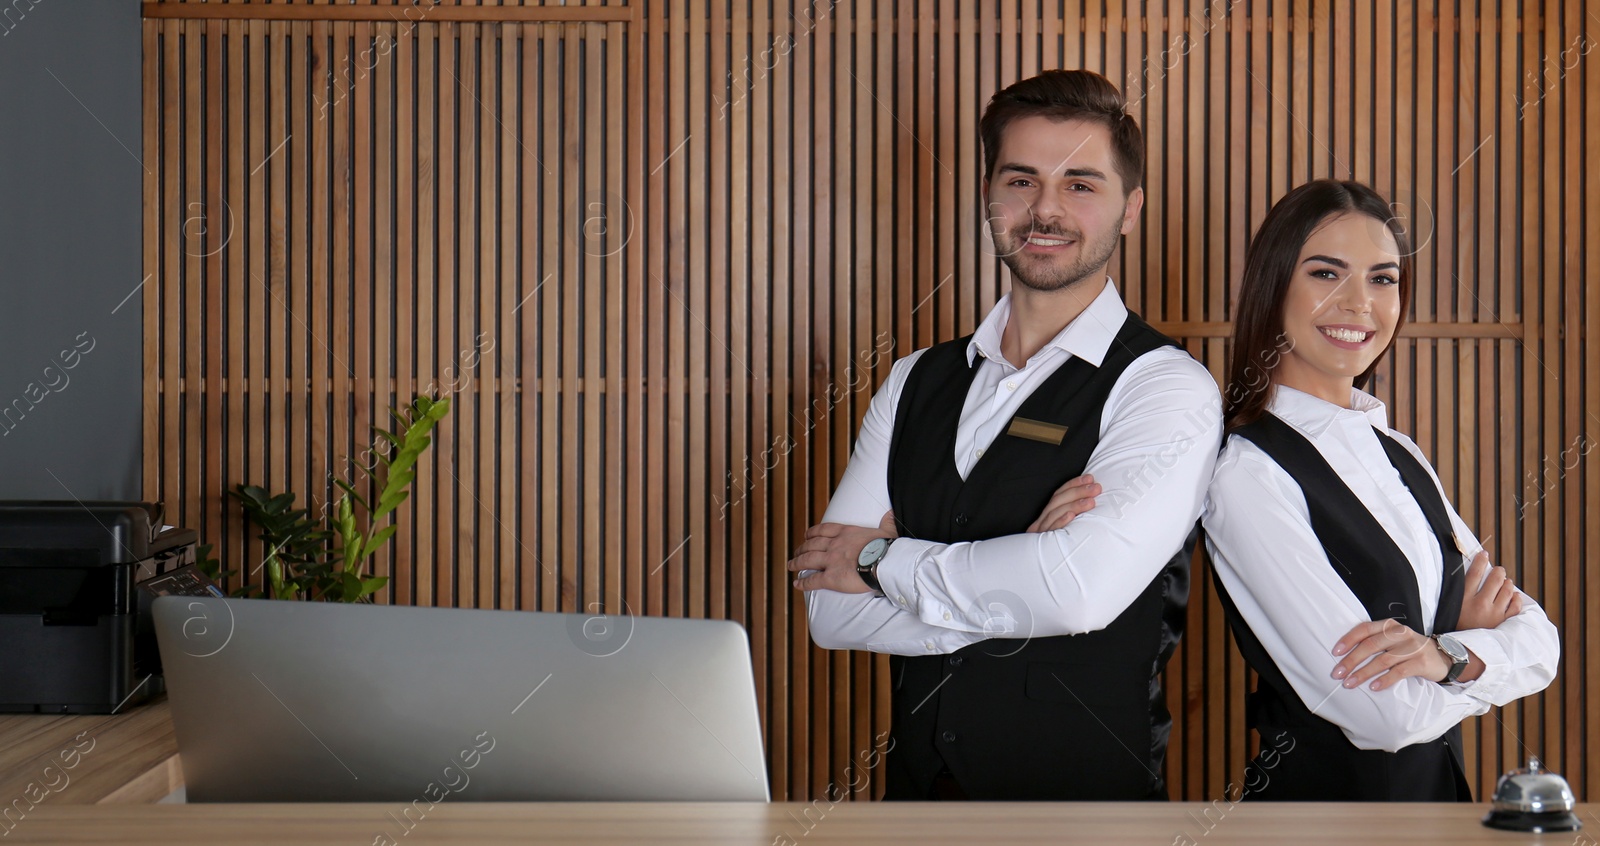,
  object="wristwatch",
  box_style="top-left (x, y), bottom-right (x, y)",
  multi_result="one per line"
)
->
top-left (856, 537), bottom-right (893, 595)
top-left (1430, 633), bottom-right (1469, 684)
